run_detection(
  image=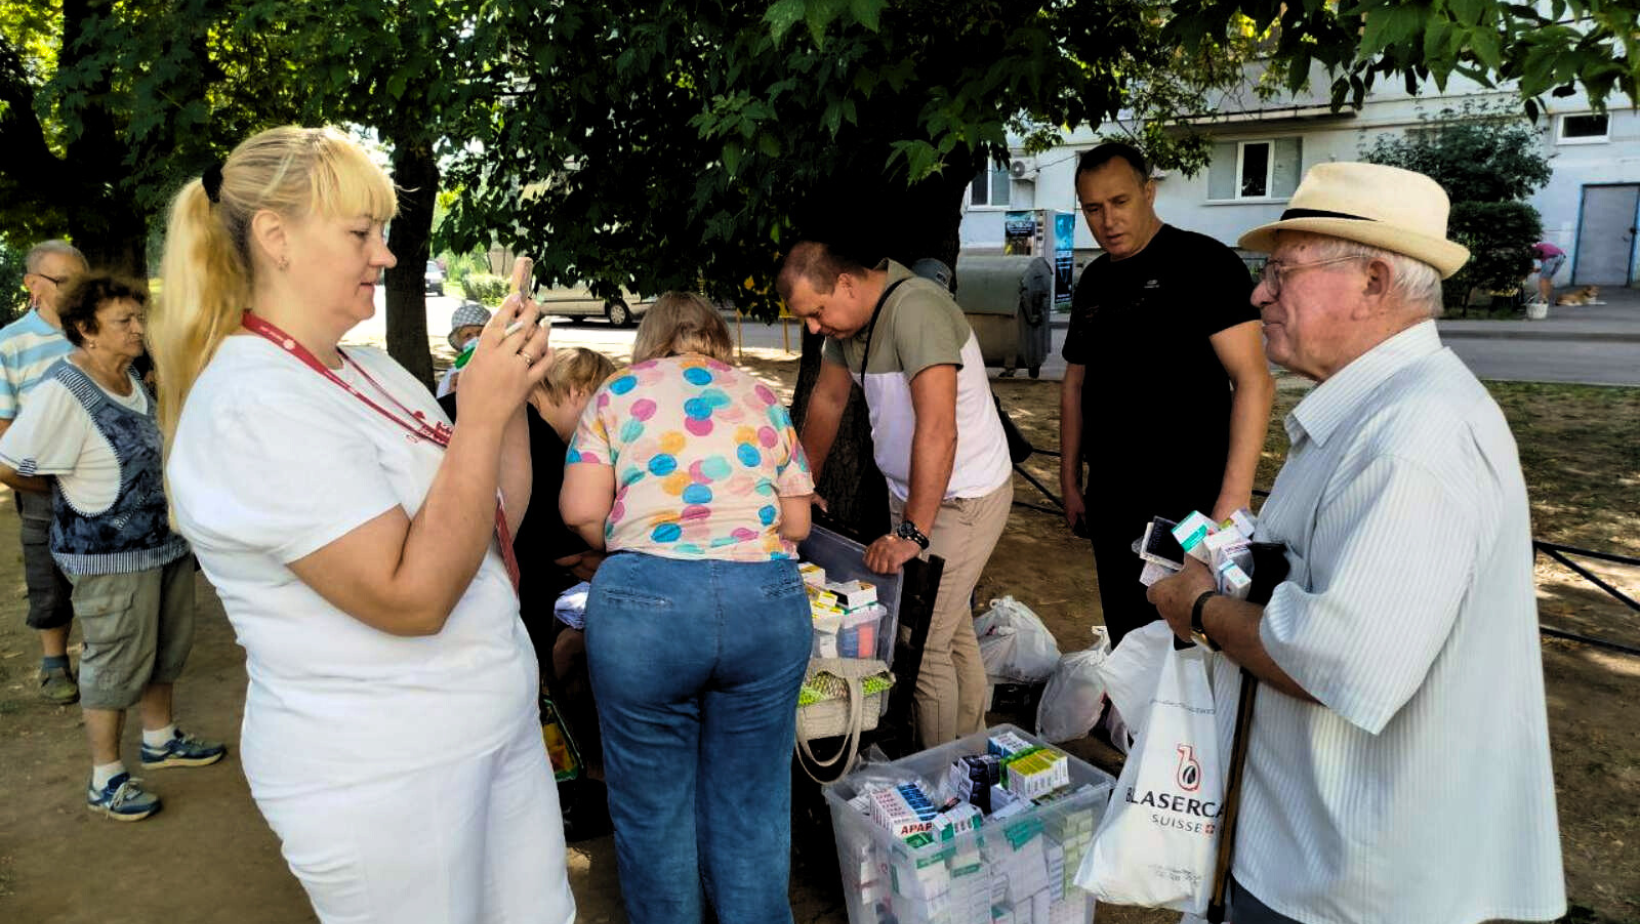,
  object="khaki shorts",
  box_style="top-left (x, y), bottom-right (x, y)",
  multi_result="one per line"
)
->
top-left (69, 556), bottom-right (196, 710)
